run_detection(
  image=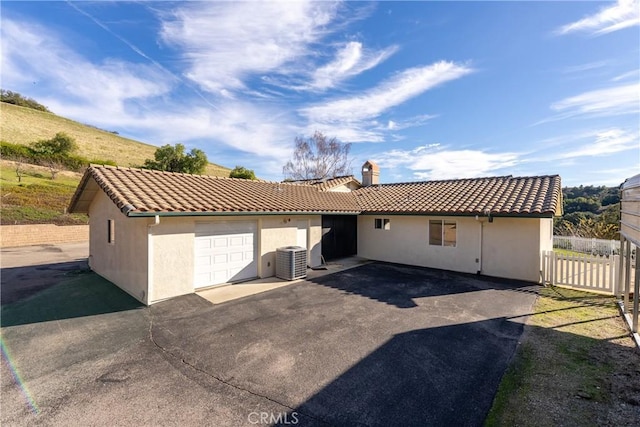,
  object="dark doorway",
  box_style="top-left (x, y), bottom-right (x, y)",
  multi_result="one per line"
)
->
top-left (322, 215), bottom-right (357, 260)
